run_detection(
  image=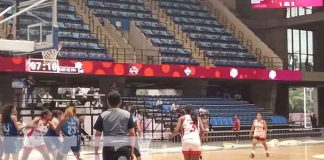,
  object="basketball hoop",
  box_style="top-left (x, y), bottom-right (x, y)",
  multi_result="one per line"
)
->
top-left (41, 45), bottom-right (62, 64)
